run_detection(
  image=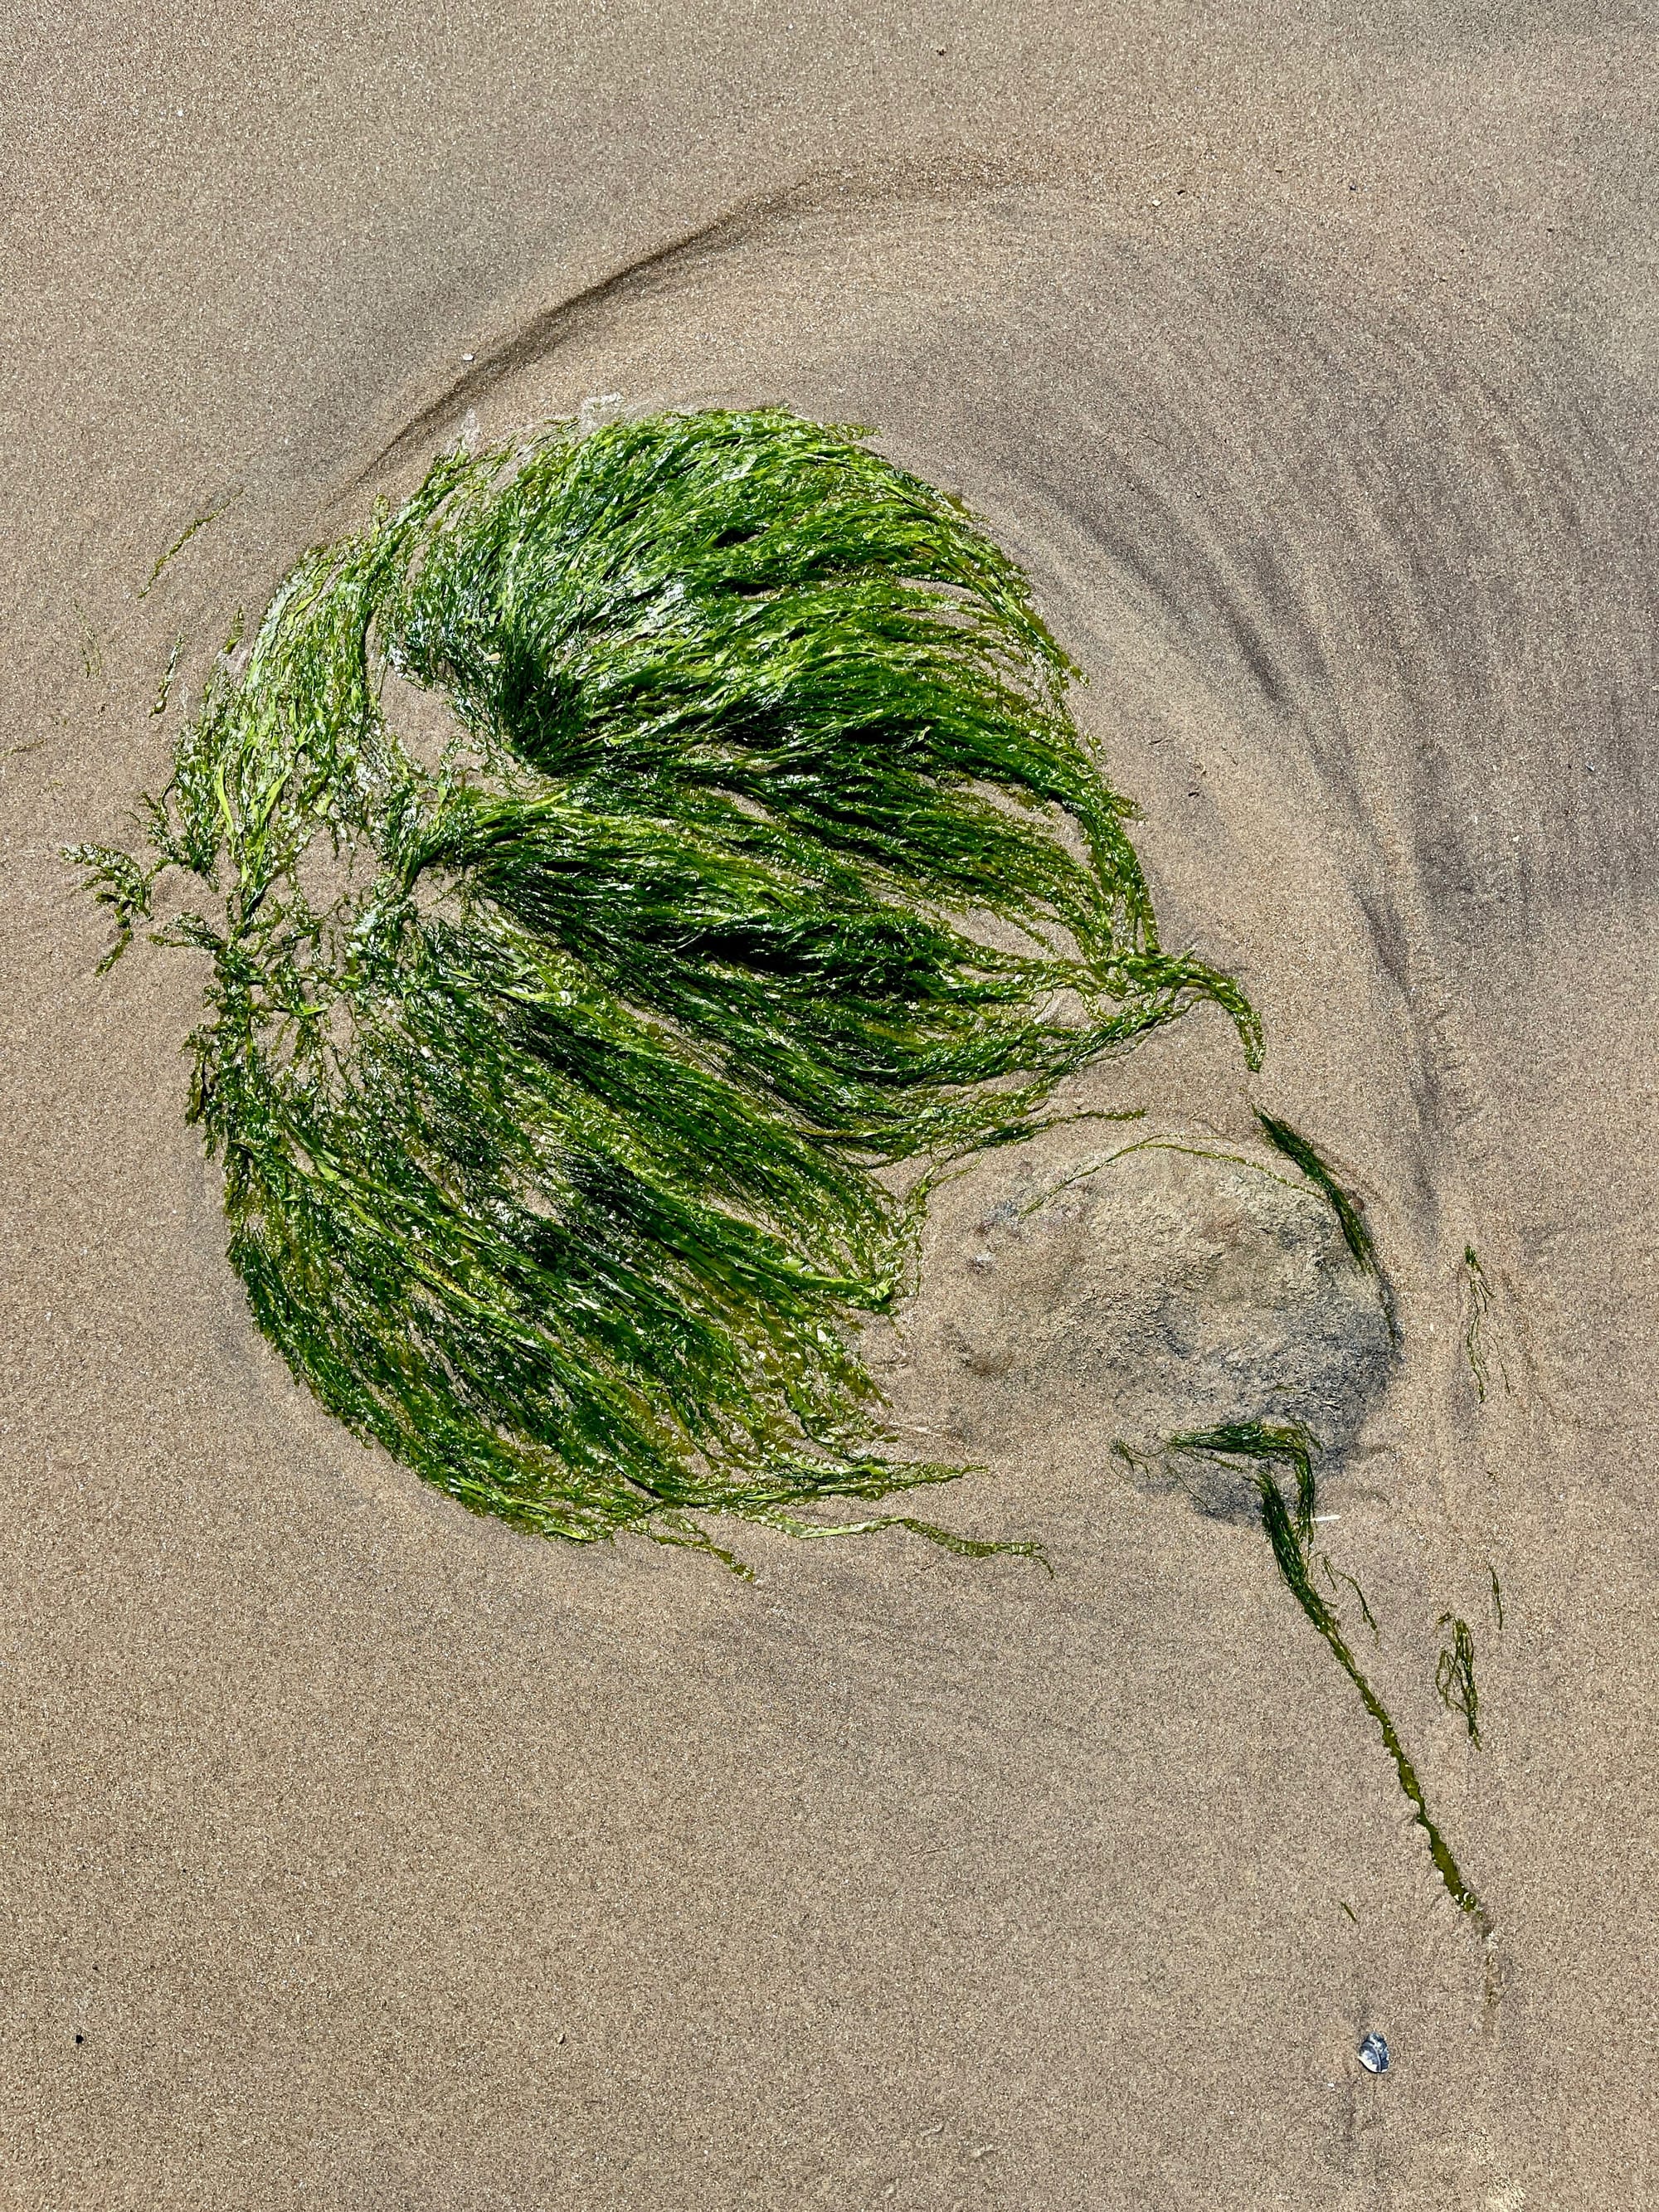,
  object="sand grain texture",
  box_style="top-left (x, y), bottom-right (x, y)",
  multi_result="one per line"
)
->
top-left (2, 6), bottom-right (1656, 2206)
